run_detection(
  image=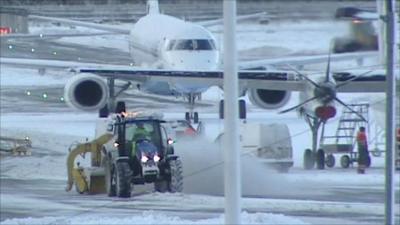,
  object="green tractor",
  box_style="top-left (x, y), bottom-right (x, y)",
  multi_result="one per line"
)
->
top-left (102, 113), bottom-right (183, 197)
